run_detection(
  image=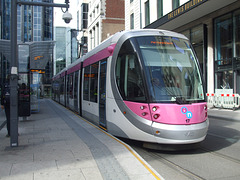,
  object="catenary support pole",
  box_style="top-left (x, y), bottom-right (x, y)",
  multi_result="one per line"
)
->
top-left (10, 0), bottom-right (19, 147)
